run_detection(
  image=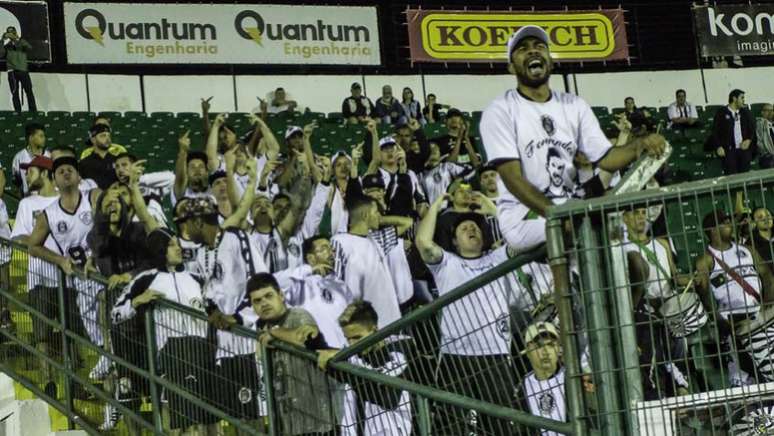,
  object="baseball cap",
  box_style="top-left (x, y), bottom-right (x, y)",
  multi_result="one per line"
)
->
top-left (208, 170), bottom-right (227, 186)
top-left (446, 108), bottom-right (463, 119)
top-left (285, 125), bottom-right (303, 140)
top-left (351, 82), bottom-right (362, 90)
top-left (89, 123), bottom-right (111, 138)
top-left (361, 173), bottom-right (385, 190)
top-left (20, 155), bottom-right (53, 171)
top-left (379, 136), bottom-right (397, 148)
top-left (523, 321), bottom-right (560, 345)
top-left (506, 25), bottom-right (549, 59)
top-left (703, 209), bottom-right (730, 230)
top-left (52, 156), bottom-right (79, 174)
top-left (174, 196), bottom-right (218, 223)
